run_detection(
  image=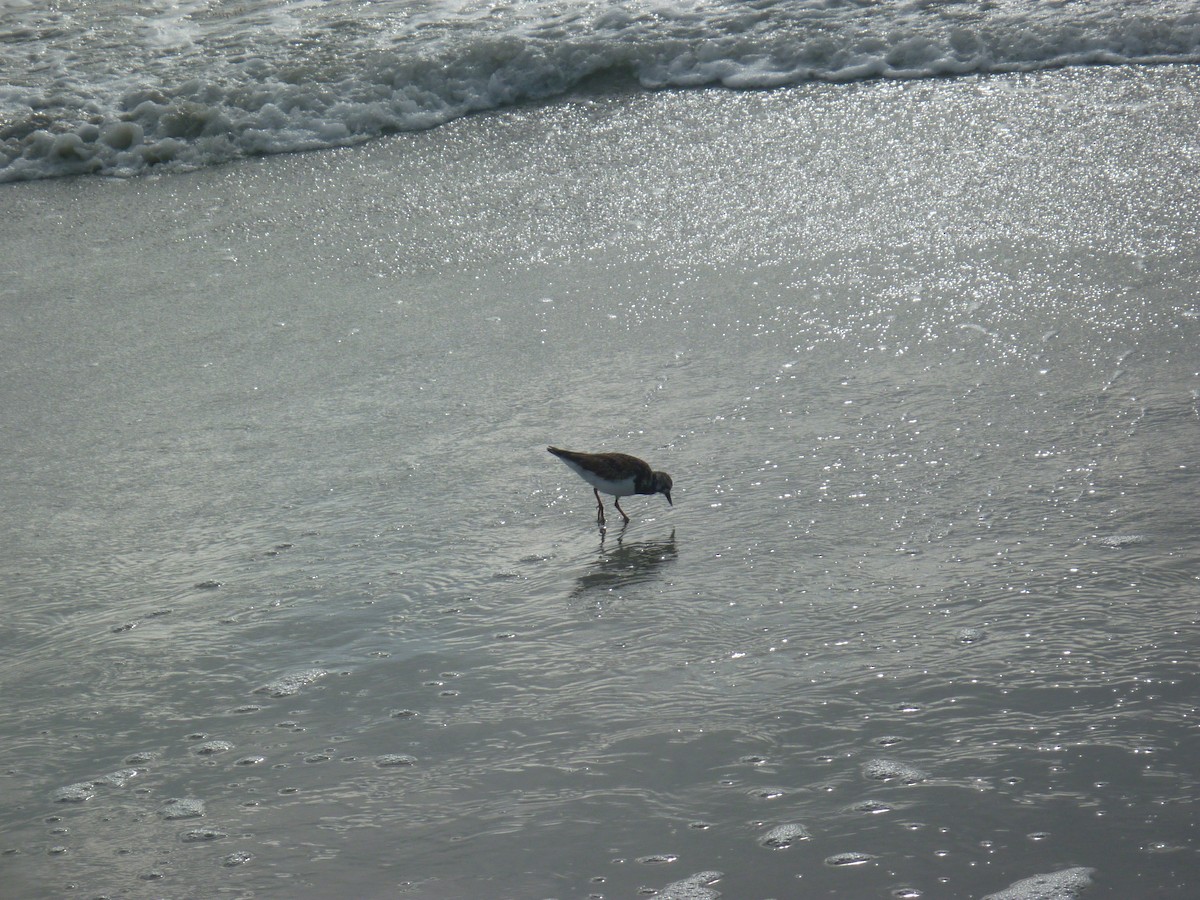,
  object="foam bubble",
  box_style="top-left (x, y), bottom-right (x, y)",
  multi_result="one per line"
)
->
top-left (255, 668), bottom-right (328, 697)
top-left (52, 783), bottom-right (95, 803)
top-left (1094, 534), bottom-right (1146, 548)
top-left (825, 851), bottom-right (878, 866)
top-left (375, 754), bottom-right (418, 767)
top-left (638, 853), bottom-right (681, 865)
top-left (850, 799), bottom-right (894, 815)
top-left (180, 828), bottom-right (227, 843)
top-left (862, 758), bottom-right (928, 784)
top-left (981, 867), bottom-right (1097, 900)
top-left (193, 740), bottom-right (235, 755)
top-left (655, 870), bottom-right (723, 900)
top-left (758, 823), bottom-right (812, 848)
top-left (100, 768), bottom-right (140, 786)
top-left (160, 798), bottom-right (206, 820)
